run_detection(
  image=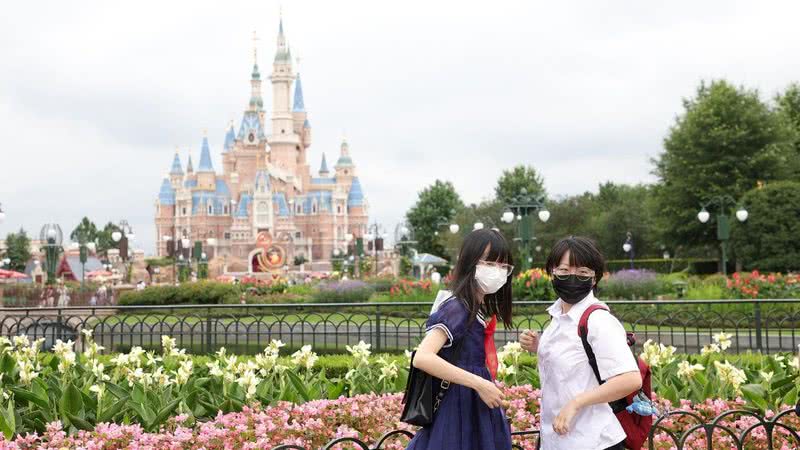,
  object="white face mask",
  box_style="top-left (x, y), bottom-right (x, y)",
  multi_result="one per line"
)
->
top-left (475, 263), bottom-right (508, 294)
